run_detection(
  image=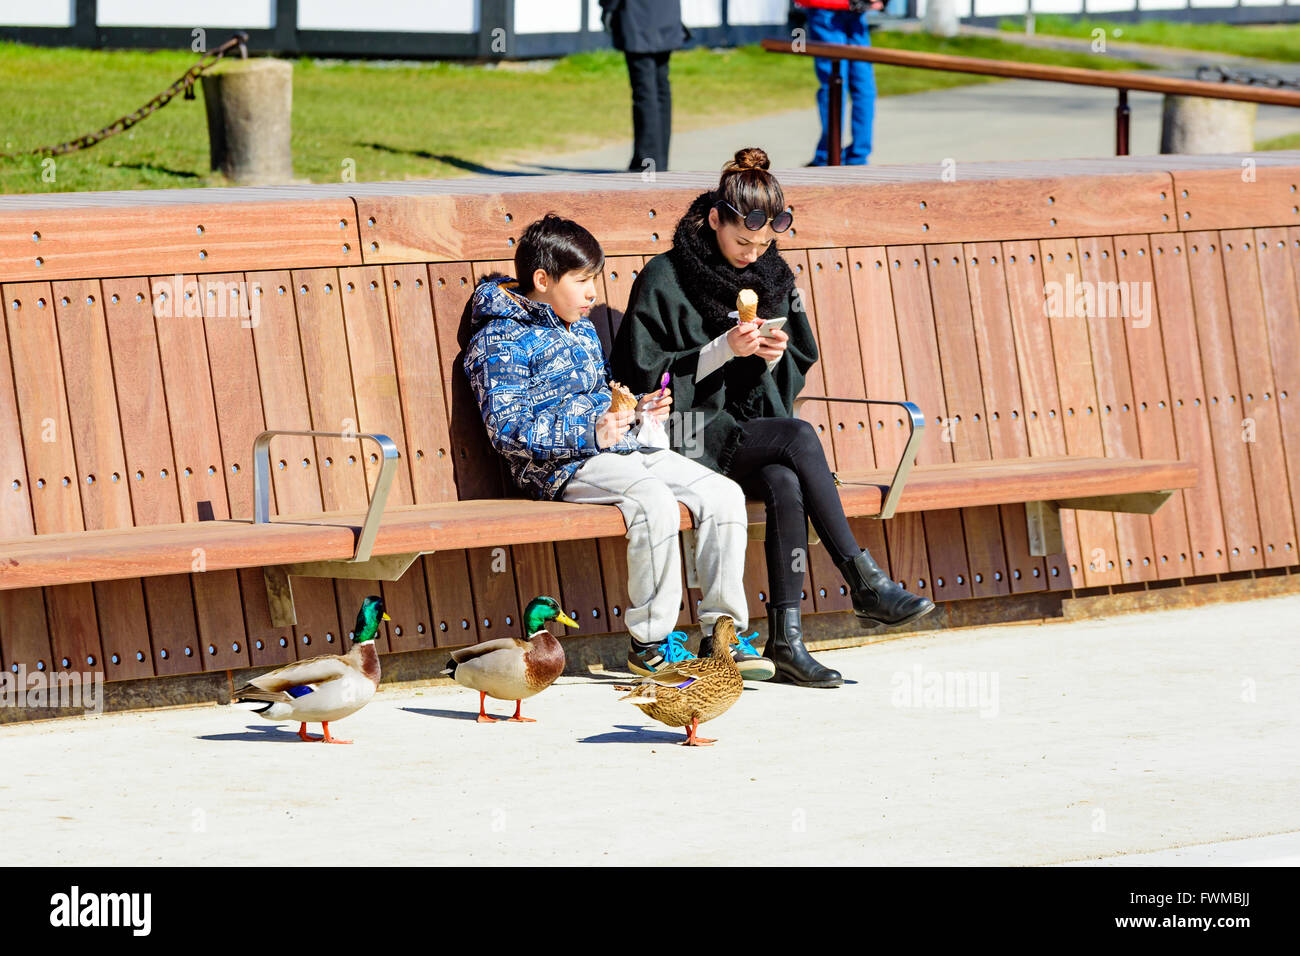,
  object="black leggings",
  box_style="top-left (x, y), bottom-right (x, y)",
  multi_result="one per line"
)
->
top-left (724, 417), bottom-right (861, 609)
